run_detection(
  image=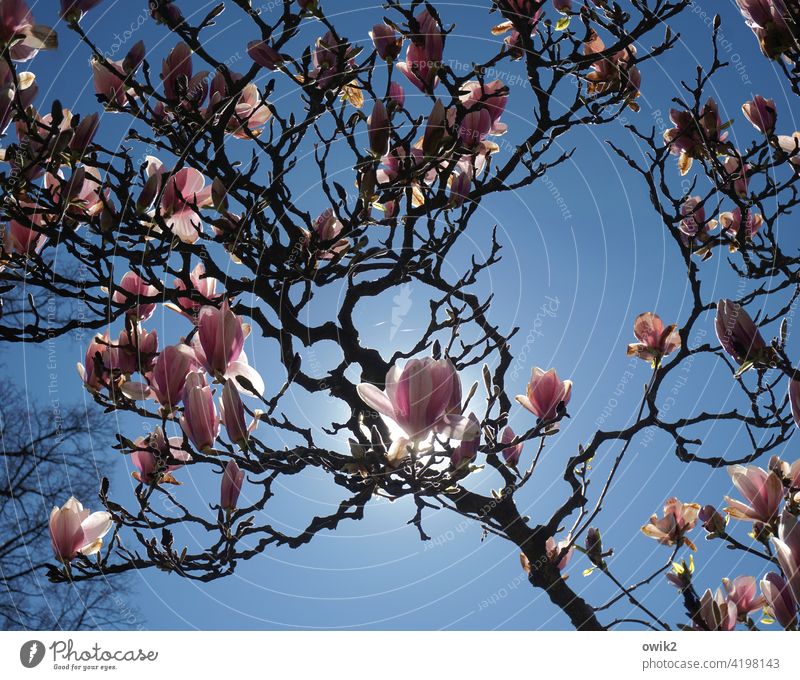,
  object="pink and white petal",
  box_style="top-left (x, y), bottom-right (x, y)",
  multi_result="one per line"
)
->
top-left (515, 394), bottom-right (535, 414)
top-left (120, 381), bottom-right (152, 401)
top-left (226, 358), bottom-right (264, 396)
top-left (80, 511), bottom-right (113, 546)
top-left (168, 212), bottom-right (202, 244)
top-left (356, 383), bottom-right (396, 419)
